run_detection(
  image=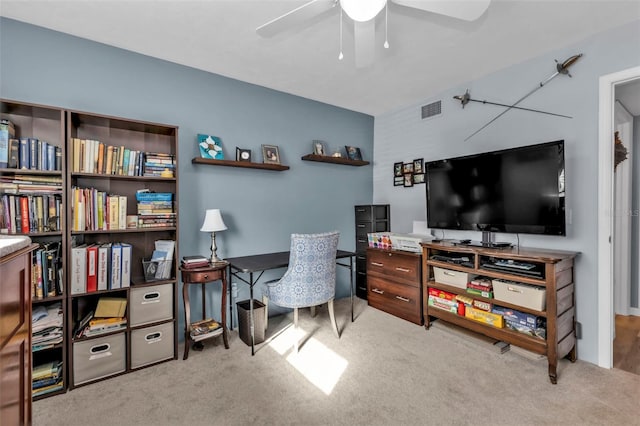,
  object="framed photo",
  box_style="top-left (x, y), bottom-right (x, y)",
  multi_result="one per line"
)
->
top-left (198, 134), bottom-right (224, 159)
top-left (236, 147), bottom-right (252, 162)
top-left (403, 162), bottom-right (414, 174)
top-left (413, 173), bottom-right (425, 184)
top-left (394, 176), bottom-right (404, 186)
top-left (262, 144), bottom-right (281, 164)
top-left (313, 140), bottom-right (327, 156)
top-left (345, 146), bottom-right (363, 161)
top-left (413, 158), bottom-right (424, 174)
top-left (394, 162), bottom-right (403, 177)
top-left (403, 173), bottom-right (414, 187)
